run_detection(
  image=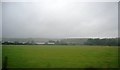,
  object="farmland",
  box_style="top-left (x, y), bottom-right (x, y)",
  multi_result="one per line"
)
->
top-left (2, 45), bottom-right (118, 68)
